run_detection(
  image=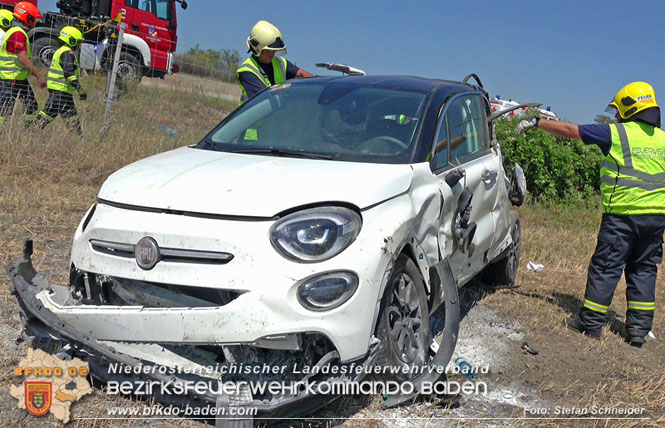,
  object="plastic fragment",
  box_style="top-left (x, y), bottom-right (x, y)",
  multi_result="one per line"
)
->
top-left (526, 261), bottom-right (544, 272)
top-left (522, 342), bottom-right (539, 355)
